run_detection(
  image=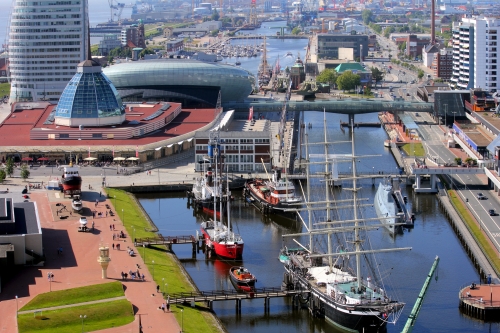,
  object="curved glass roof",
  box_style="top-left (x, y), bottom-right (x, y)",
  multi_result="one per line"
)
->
top-left (103, 59), bottom-right (254, 104)
top-left (55, 70), bottom-right (125, 120)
